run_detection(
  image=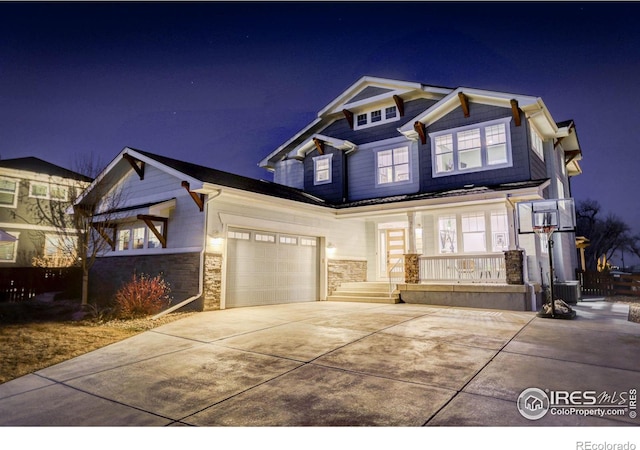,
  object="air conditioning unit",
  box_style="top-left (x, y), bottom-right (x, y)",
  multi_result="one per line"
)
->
top-left (553, 281), bottom-right (581, 304)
